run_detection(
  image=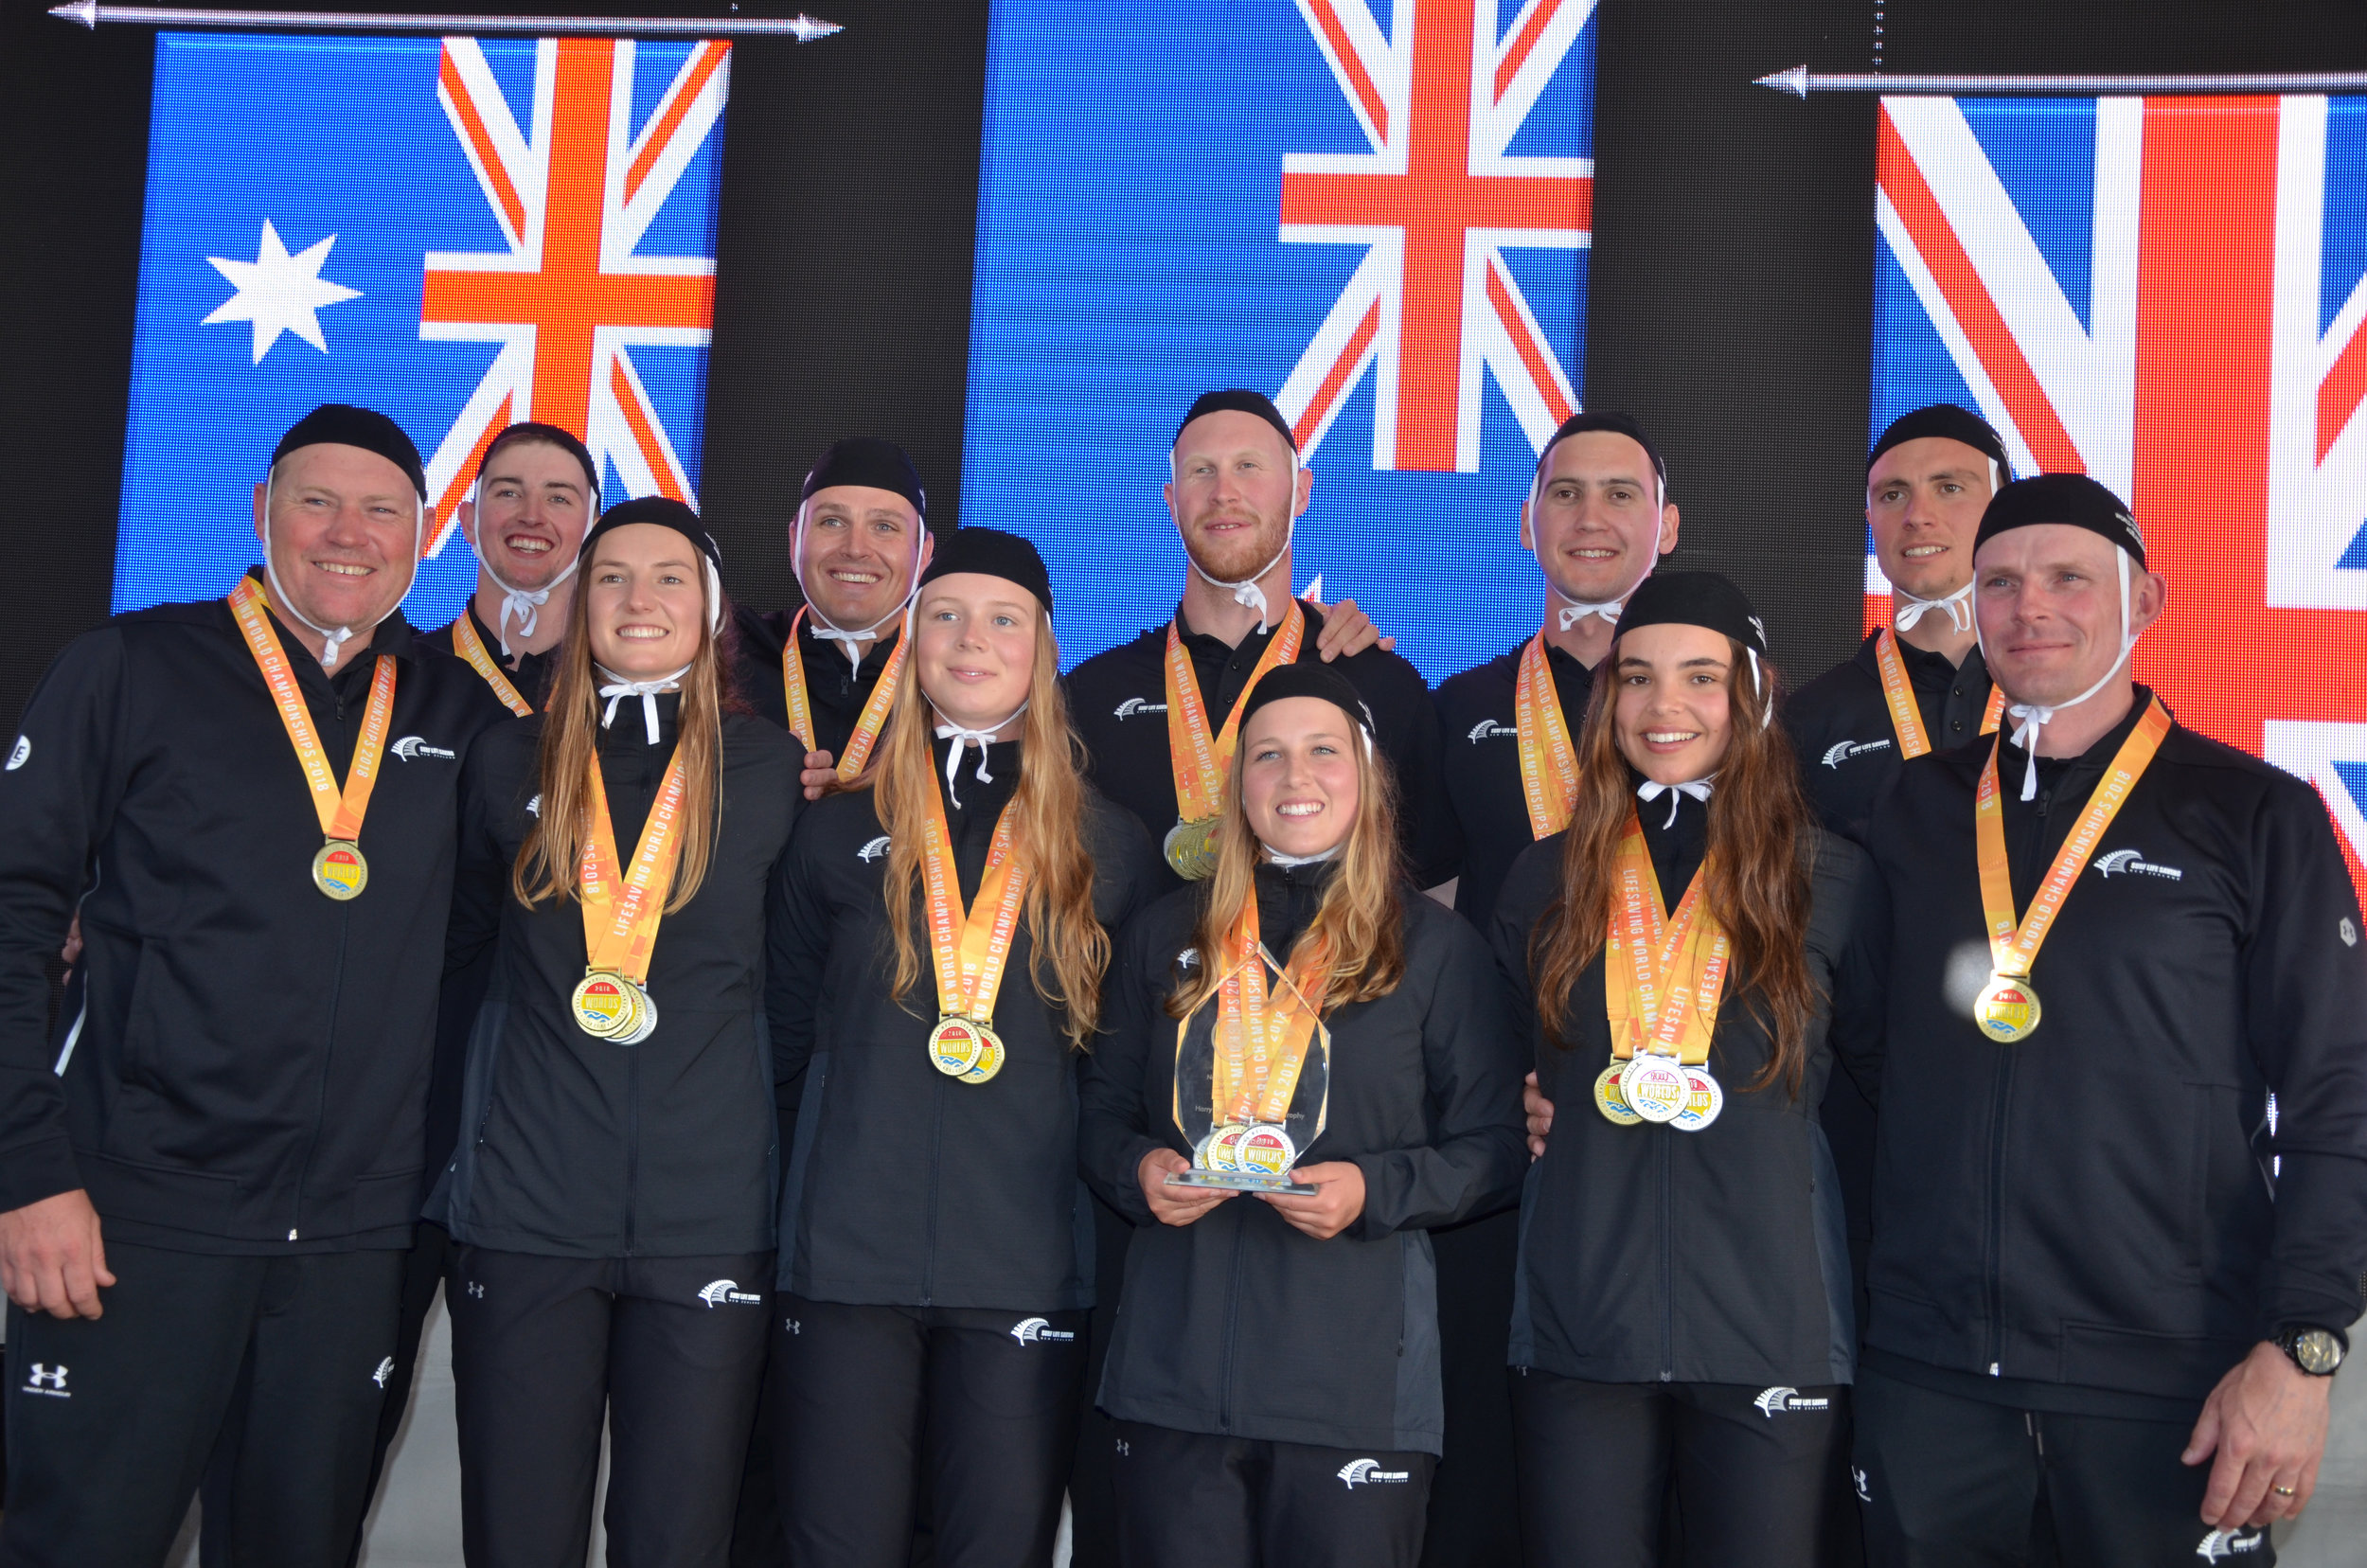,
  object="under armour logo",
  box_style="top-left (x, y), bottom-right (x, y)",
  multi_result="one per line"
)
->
top-left (2340, 917), bottom-right (2357, 948)
top-left (1852, 1466), bottom-right (1871, 1503)
top-left (23, 1363), bottom-right (68, 1397)
top-left (372, 1356), bottom-right (395, 1388)
top-left (466, 1281), bottom-right (486, 1298)
top-left (783, 1317), bottom-right (801, 1335)
top-left (1115, 1437), bottom-right (1130, 1456)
